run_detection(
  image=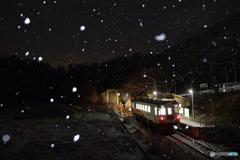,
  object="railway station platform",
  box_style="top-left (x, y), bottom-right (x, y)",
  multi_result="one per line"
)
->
top-left (180, 118), bottom-right (202, 128)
